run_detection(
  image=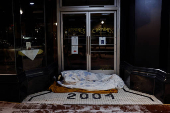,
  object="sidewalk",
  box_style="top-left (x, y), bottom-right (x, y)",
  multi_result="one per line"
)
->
top-left (0, 101), bottom-right (170, 113)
